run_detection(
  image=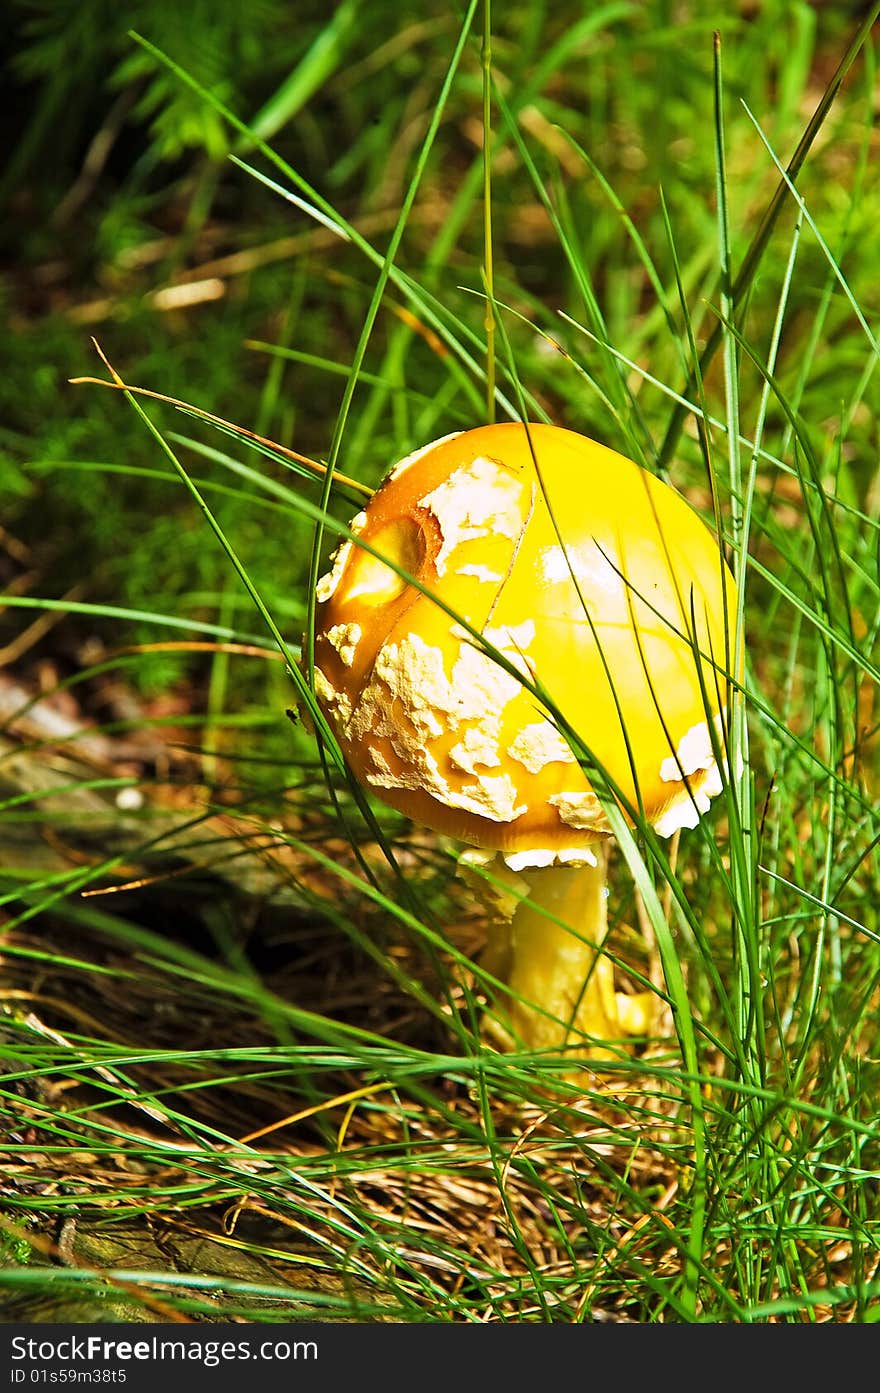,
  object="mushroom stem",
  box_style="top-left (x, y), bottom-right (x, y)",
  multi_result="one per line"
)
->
top-left (482, 847), bottom-right (652, 1058)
